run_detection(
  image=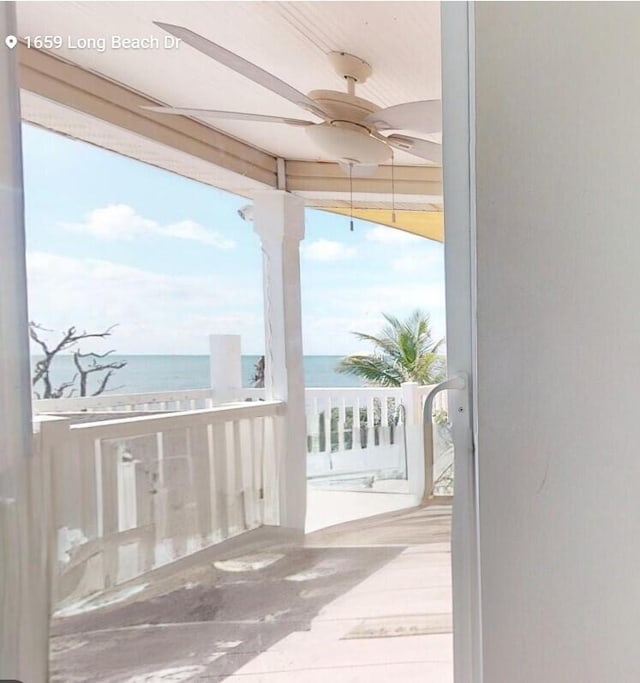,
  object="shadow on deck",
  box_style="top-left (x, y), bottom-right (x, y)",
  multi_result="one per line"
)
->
top-left (50, 502), bottom-right (453, 683)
